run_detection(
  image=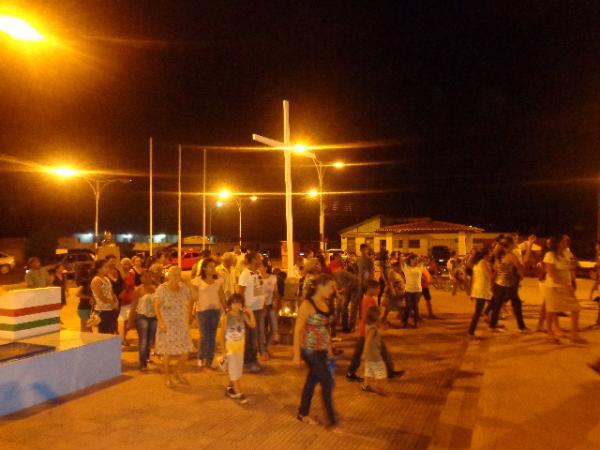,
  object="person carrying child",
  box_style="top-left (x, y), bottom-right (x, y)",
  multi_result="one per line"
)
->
top-left (219, 293), bottom-right (256, 404)
top-left (361, 306), bottom-right (388, 395)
